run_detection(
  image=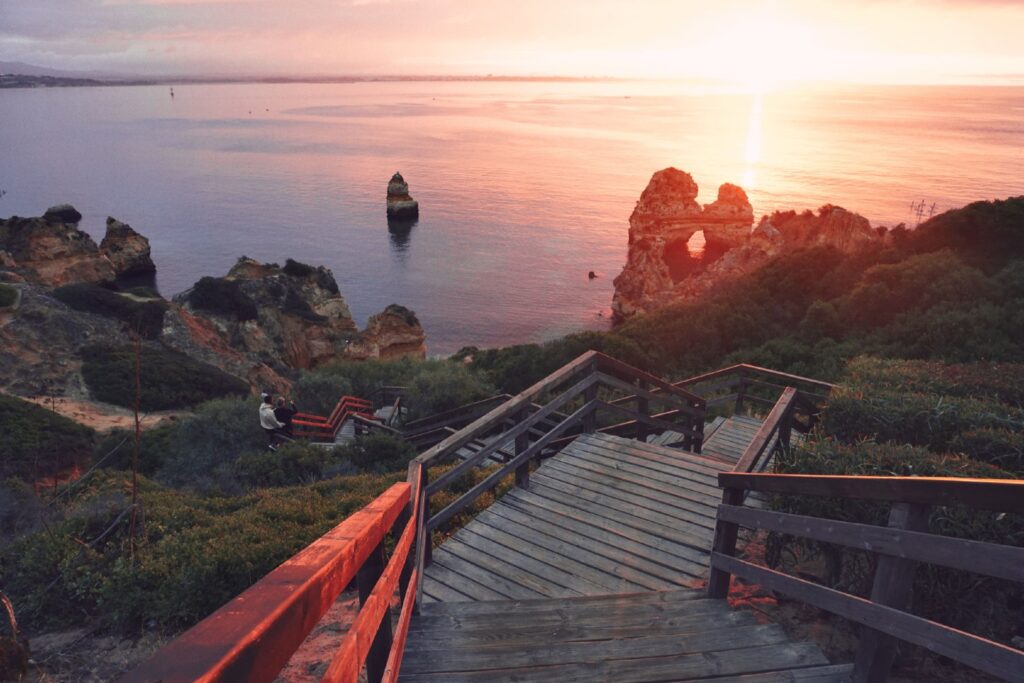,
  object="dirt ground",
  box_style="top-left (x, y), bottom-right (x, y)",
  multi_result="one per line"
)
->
top-left (14, 394), bottom-right (184, 433)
